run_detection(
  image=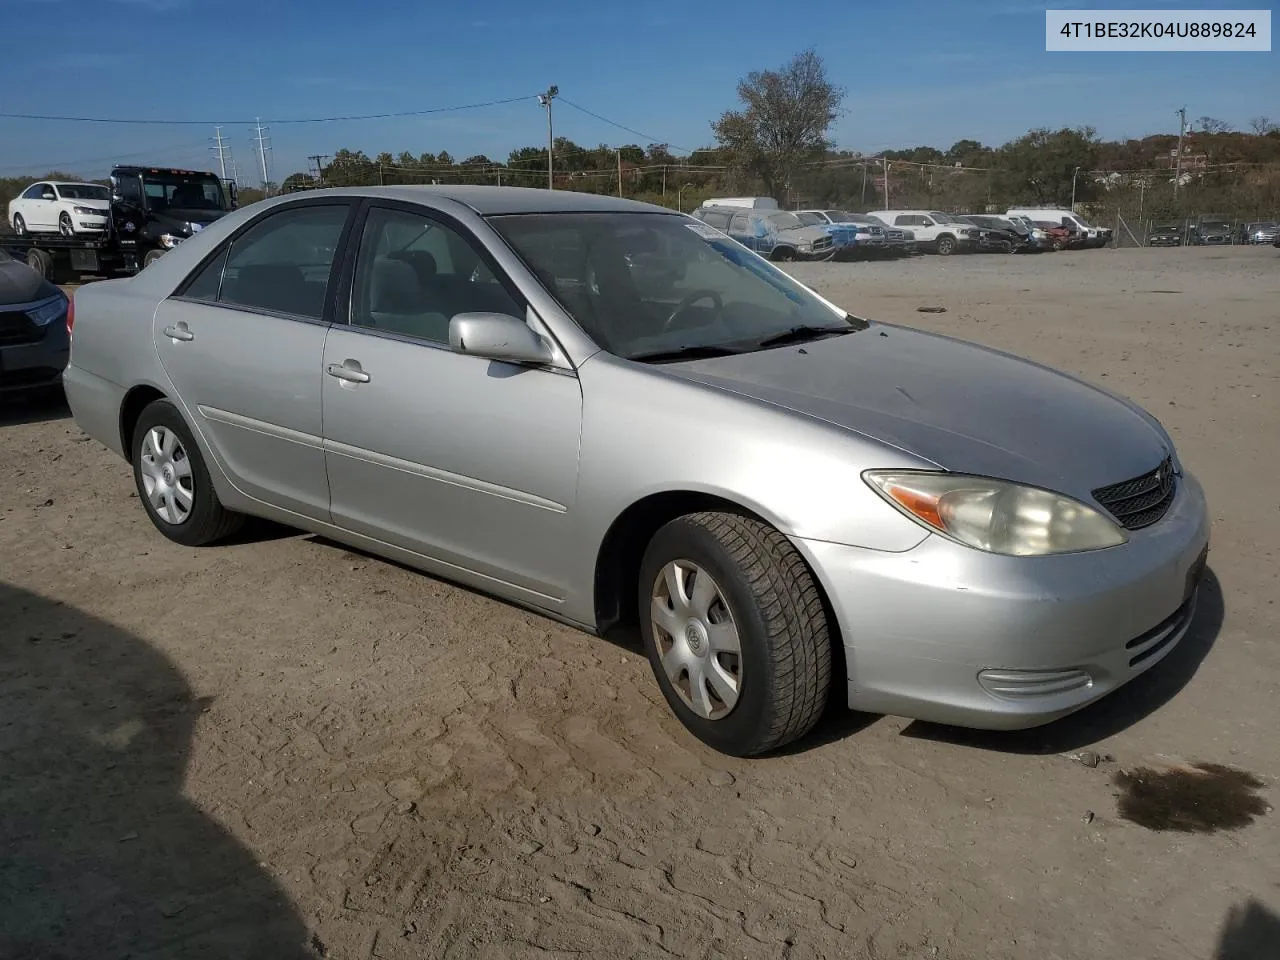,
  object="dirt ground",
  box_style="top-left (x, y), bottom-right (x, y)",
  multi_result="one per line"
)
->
top-left (2, 245), bottom-right (1278, 960)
